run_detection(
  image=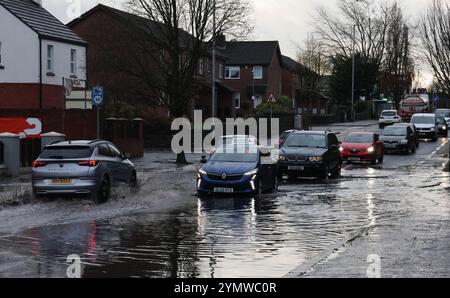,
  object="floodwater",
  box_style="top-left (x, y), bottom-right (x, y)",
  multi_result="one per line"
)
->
top-left (0, 140), bottom-right (449, 278)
